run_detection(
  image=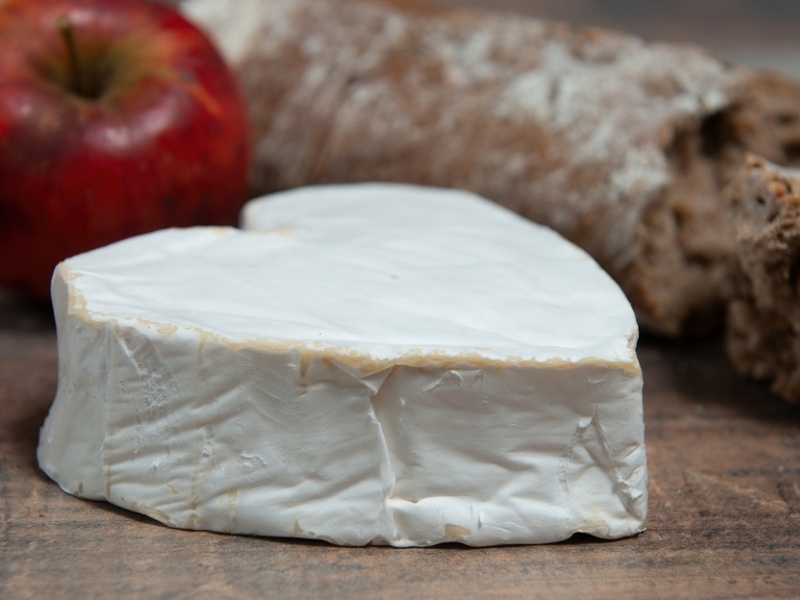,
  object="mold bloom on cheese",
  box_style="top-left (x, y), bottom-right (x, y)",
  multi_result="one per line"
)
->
top-left (38, 183), bottom-right (647, 546)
